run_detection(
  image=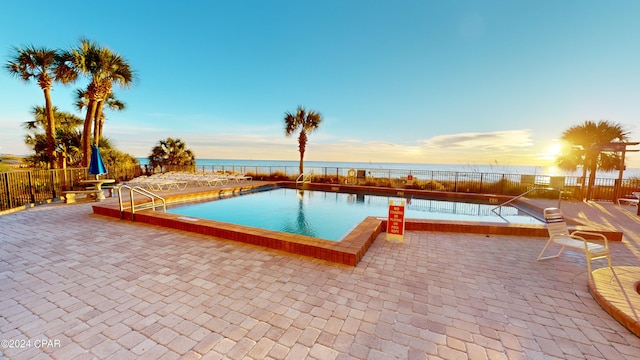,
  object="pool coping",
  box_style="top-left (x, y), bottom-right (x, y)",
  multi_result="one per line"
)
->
top-left (91, 182), bottom-right (622, 266)
top-left (588, 266), bottom-right (640, 338)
